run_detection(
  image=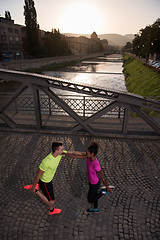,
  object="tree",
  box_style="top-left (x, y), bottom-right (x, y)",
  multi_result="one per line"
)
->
top-left (42, 29), bottom-right (70, 57)
top-left (24, 0), bottom-right (40, 57)
top-left (151, 18), bottom-right (160, 56)
top-left (132, 34), bottom-right (141, 56)
top-left (124, 42), bottom-right (132, 53)
top-left (132, 18), bottom-right (160, 59)
top-left (5, 11), bottom-right (11, 20)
